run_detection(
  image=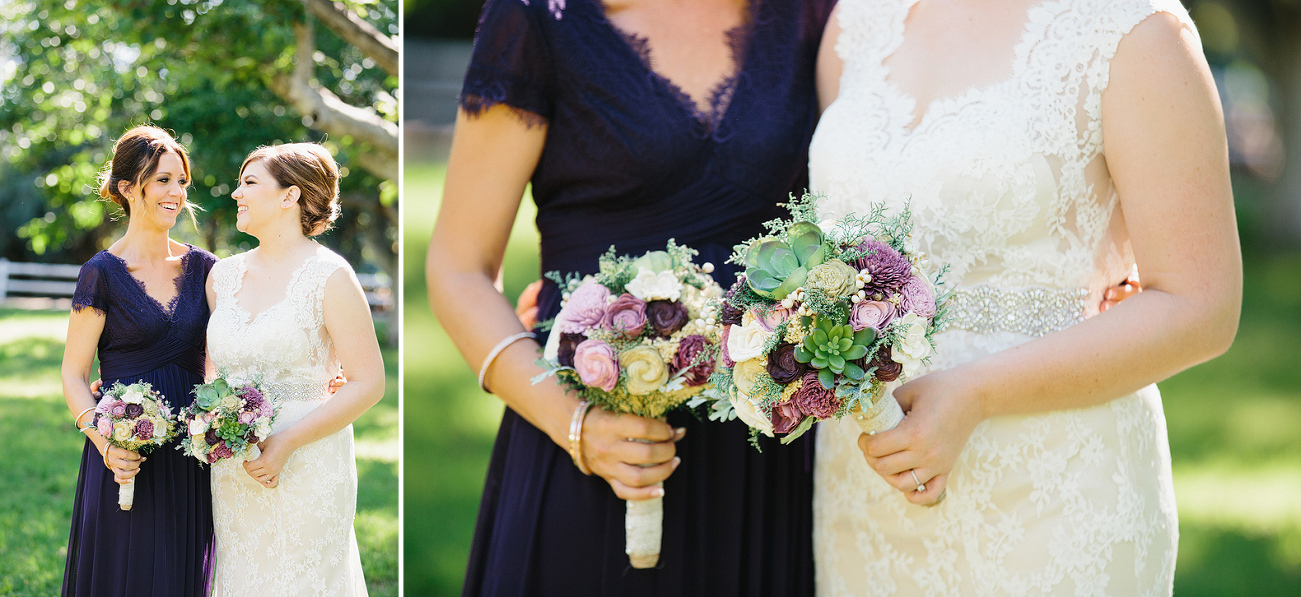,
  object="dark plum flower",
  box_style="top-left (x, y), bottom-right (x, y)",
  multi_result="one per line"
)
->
top-left (672, 335), bottom-right (714, 387)
top-left (766, 343), bottom-right (809, 385)
top-left (646, 300), bottom-right (689, 337)
top-left (124, 403), bottom-right (144, 419)
top-left (556, 333), bottom-right (586, 368)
